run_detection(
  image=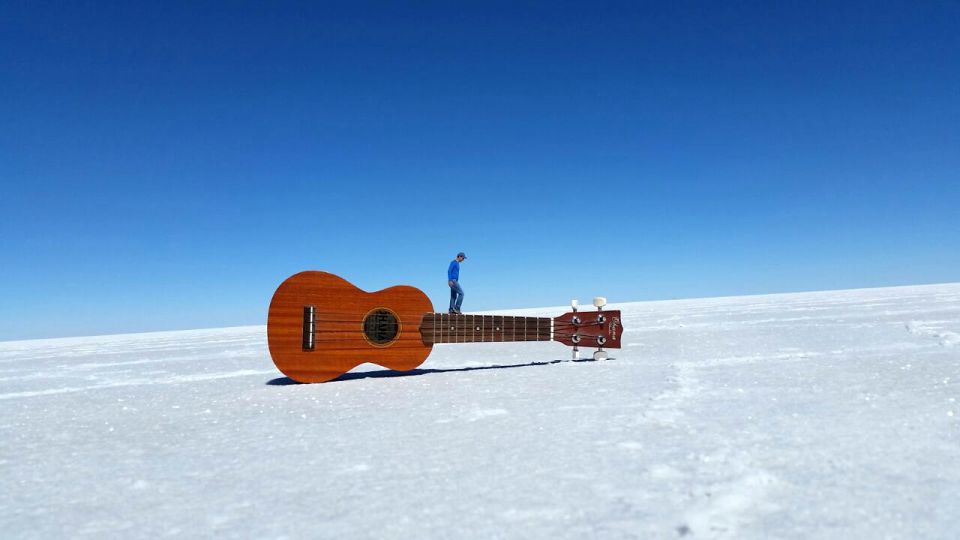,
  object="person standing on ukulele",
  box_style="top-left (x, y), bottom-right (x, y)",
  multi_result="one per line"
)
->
top-left (448, 252), bottom-right (466, 314)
